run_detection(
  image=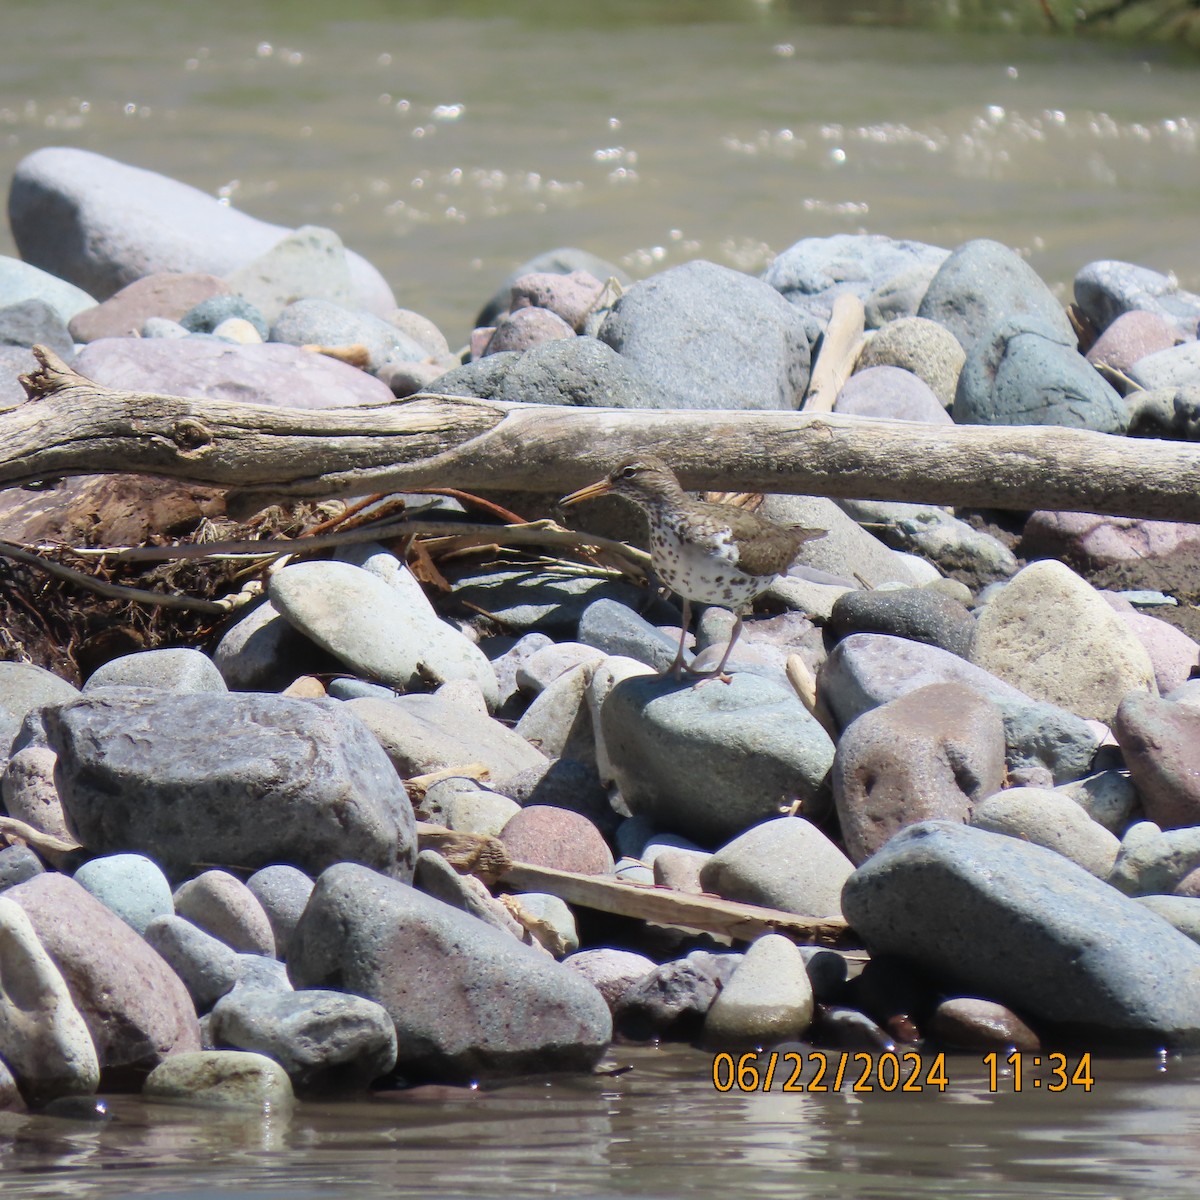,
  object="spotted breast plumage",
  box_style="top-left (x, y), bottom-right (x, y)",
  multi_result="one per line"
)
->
top-left (560, 454), bottom-right (826, 679)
